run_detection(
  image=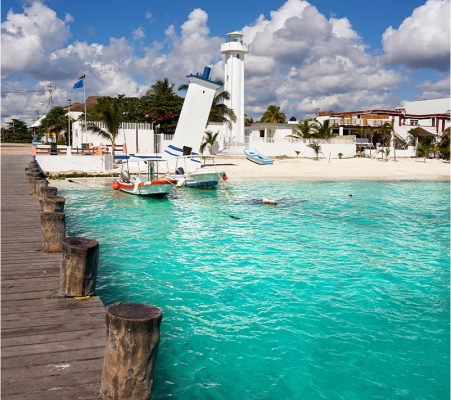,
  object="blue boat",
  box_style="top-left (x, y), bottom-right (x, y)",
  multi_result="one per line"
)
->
top-left (244, 147), bottom-right (274, 165)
